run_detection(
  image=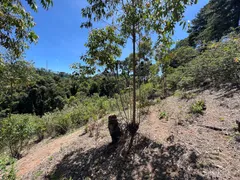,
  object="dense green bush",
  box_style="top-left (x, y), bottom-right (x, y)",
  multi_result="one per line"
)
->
top-left (0, 115), bottom-right (33, 158)
top-left (164, 32), bottom-right (240, 92)
top-left (43, 110), bottom-right (75, 136)
top-left (53, 112), bottom-right (72, 135)
top-left (31, 117), bottom-right (47, 141)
